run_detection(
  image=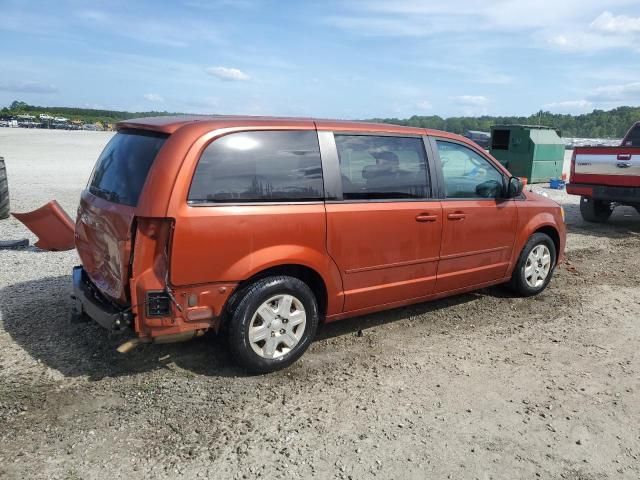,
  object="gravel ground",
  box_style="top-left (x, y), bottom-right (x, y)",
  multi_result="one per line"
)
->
top-left (1, 129), bottom-right (639, 480)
